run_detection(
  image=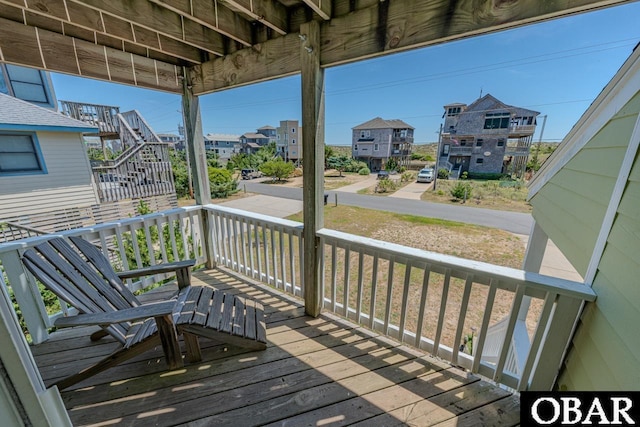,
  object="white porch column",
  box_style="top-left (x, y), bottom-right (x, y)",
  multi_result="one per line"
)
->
top-left (301, 20), bottom-right (325, 317)
top-left (523, 220), bottom-right (548, 273)
top-left (181, 67), bottom-right (211, 206)
top-left (518, 220), bottom-right (549, 319)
